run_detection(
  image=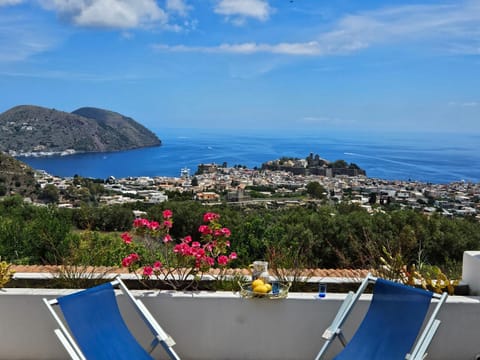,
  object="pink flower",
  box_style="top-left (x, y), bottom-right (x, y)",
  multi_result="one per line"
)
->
top-left (205, 257), bottom-right (215, 266)
top-left (148, 221), bottom-right (160, 230)
top-left (121, 212), bottom-right (239, 285)
top-left (120, 232), bottom-right (132, 244)
top-left (121, 257), bottom-right (131, 267)
top-left (133, 218), bottom-right (143, 227)
top-left (130, 253), bottom-right (139, 261)
top-left (143, 266), bottom-right (153, 276)
top-left (174, 243), bottom-right (193, 256)
top-left (217, 255), bottom-right (229, 266)
top-left (204, 243), bottom-right (214, 252)
top-left (193, 248), bottom-right (205, 258)
top-left (221, 228), bottom-right (231, 237)
top-left (162, 209), bottom-right (173, 219)
top-left (133, 218), bottom-right (150, 228)
top-left (203, 212), bottom-right (220, 223)
top-left (121, 253), bottom-right (140, 267)
top-left (198, 225), bottom-right (212, 235)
